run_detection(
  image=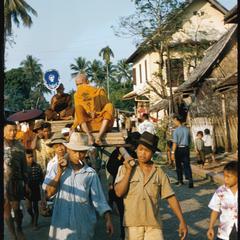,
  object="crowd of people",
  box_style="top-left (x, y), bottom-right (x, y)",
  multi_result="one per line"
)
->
top-left (3, 73), bottom-right (237, 240)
